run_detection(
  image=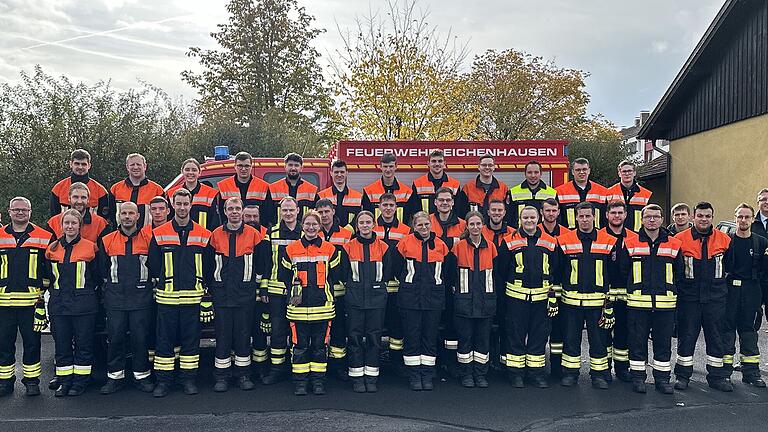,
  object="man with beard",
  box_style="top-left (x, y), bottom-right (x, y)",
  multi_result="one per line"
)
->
top-left (47, 182), bottom-right (109, 242)
top-left (268, 153), bottom-right (318, 226)
top-left (50, 149), bottom-right (109, 219)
